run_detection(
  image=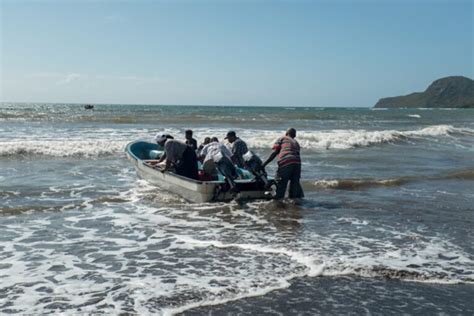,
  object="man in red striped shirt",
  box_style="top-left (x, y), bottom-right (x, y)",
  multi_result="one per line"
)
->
top-left (263, 128), bottom-right (304, 200)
